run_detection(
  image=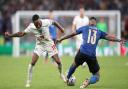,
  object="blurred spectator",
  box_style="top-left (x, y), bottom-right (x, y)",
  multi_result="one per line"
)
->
top-left (84, 0), bottom-right (99, 10)
top-left (99, 0), bottom-right (108, 10)
top-left (120, 0), bottom-right (128, 16)
top-left (108, 0), bottom-right (118, 10)
top-left (124, 16), bottom-right (128, 39)
top-left (0, 13), bottom-right (3, 35)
